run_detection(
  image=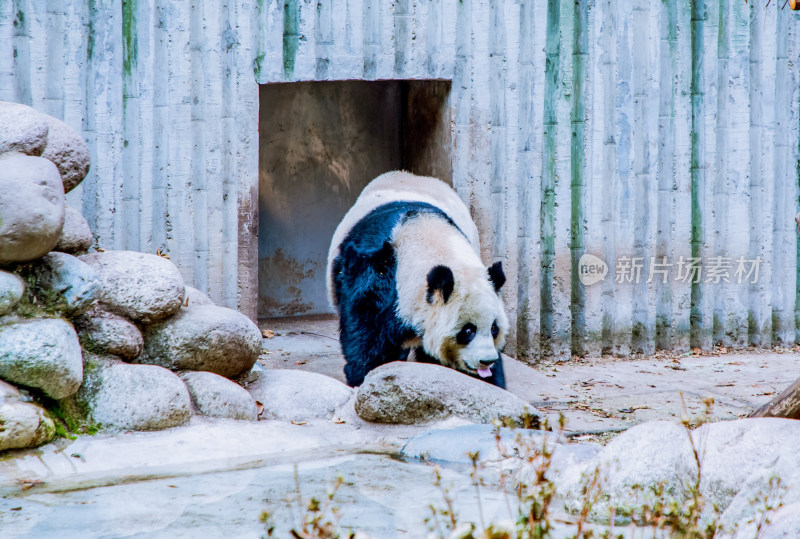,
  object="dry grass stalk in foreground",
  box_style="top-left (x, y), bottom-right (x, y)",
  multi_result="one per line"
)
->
top-left (260, 465), bottom-right (355, 539)
top-left (260, 401), bottom-right (786, 538)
